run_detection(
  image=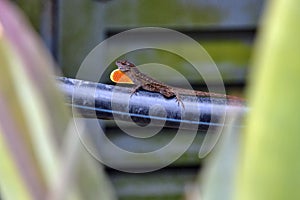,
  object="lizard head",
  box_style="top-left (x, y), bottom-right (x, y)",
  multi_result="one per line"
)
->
top-left (115, 60), bottom-right (135, 72)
